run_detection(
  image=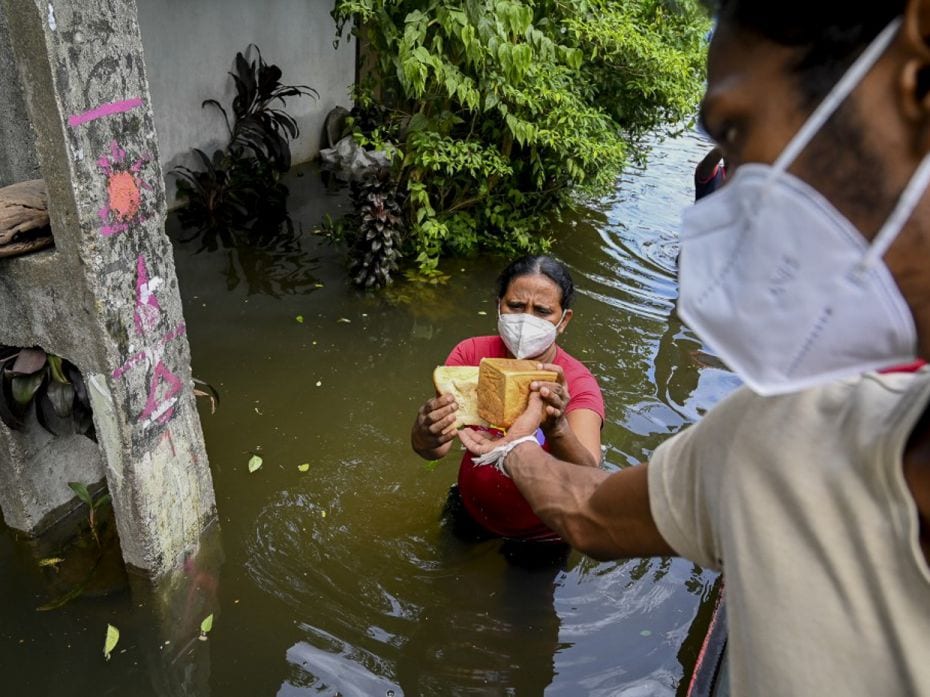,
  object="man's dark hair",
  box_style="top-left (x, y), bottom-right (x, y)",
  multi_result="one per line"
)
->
top-left (496, 255), bottom-right (575, 309)
top-left (715, 2), bottom-right (907, 106)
